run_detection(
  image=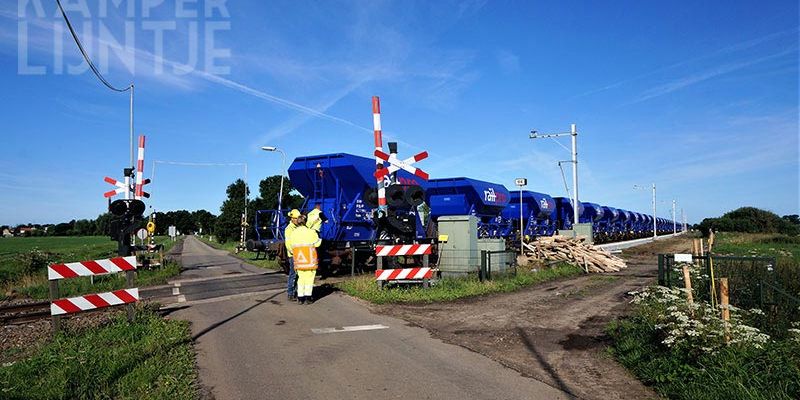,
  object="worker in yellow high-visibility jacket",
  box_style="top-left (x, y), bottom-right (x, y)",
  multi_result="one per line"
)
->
top-left (306, 203), bottom-right (324, 232)
top-left (287, 214), bottom-right (322, 304)
top-left (284, 209), bottom-right (302, 301)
